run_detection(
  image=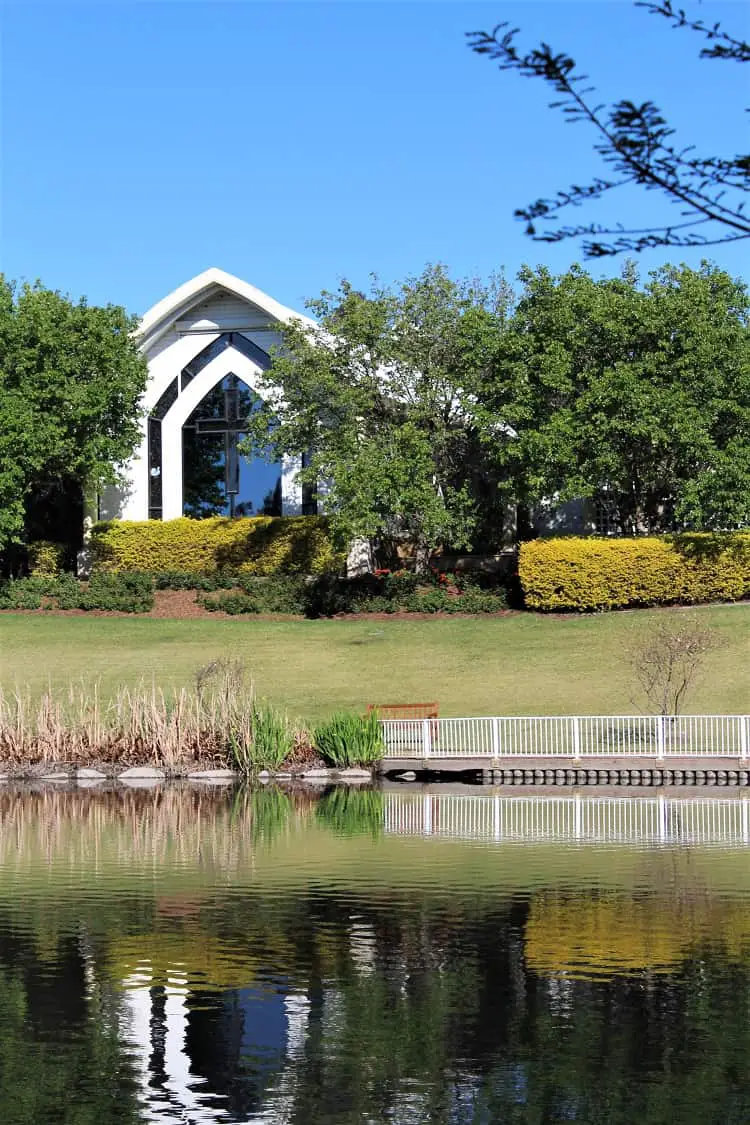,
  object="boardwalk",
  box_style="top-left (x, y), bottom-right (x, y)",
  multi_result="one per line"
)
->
top-left (378, 714), bottom-right (750, 783)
